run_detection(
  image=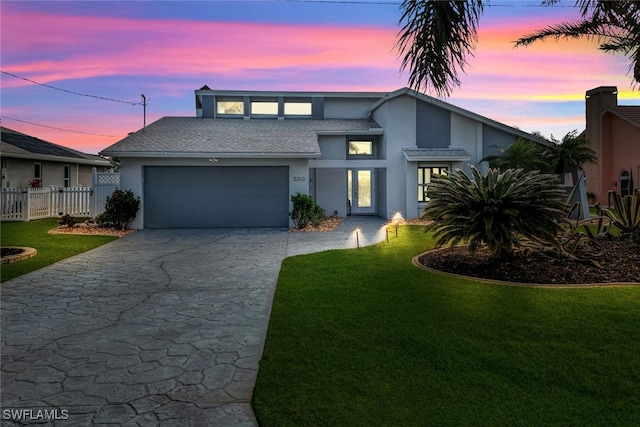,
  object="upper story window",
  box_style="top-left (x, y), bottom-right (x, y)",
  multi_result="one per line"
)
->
top-left (348, 140), bottom-right (373, 156)
top-left (251, 99), bottom-right (278, 116)
top-left (284, 99), bottom-right (312, 116)
top-left (217, 98), bottom-right (244, 115)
